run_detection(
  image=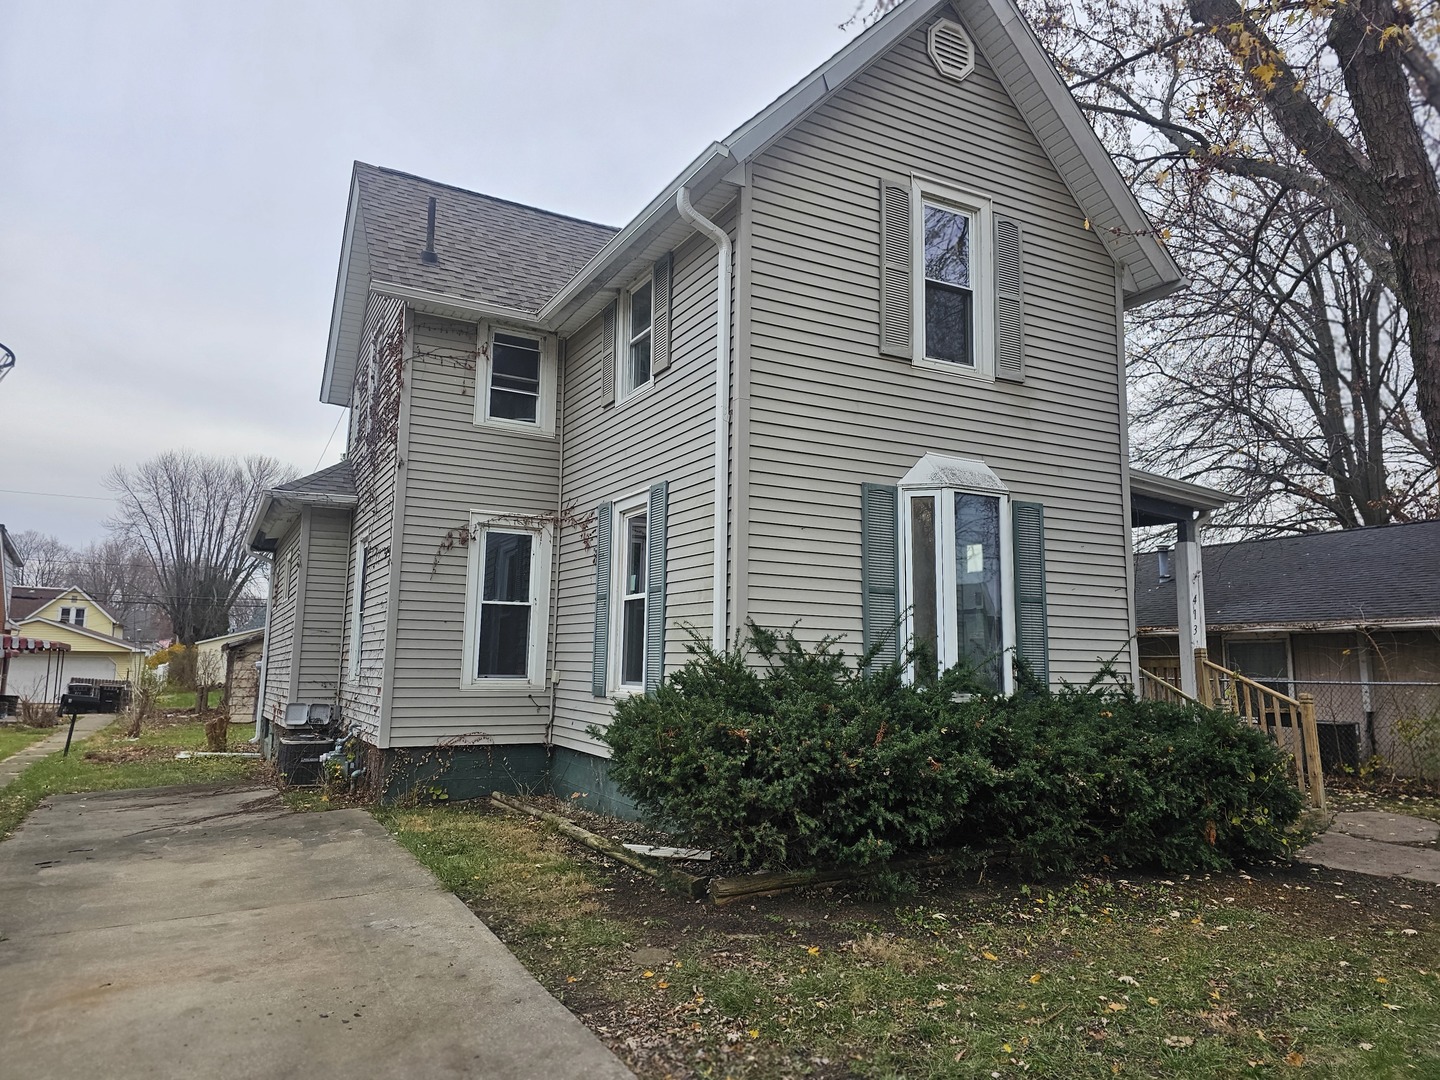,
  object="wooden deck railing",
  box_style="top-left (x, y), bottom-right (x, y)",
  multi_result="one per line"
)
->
top-left (1138, 650), bottom-right (1326, 809)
